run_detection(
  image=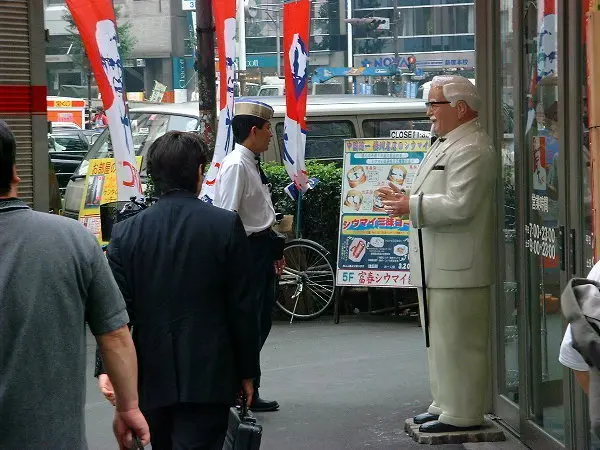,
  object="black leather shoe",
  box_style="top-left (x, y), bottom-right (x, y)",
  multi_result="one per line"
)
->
top-left (418, 420), bottom-right (480, 433)
top-left (413, 412), bottom-right (439, 424)
top-left (250, 397), bottom-right (279, 412)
